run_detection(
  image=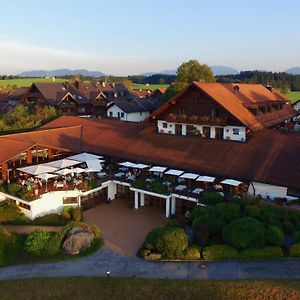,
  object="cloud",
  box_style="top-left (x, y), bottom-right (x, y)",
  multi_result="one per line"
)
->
top-left (0, 41), bottom-right (178, 75)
